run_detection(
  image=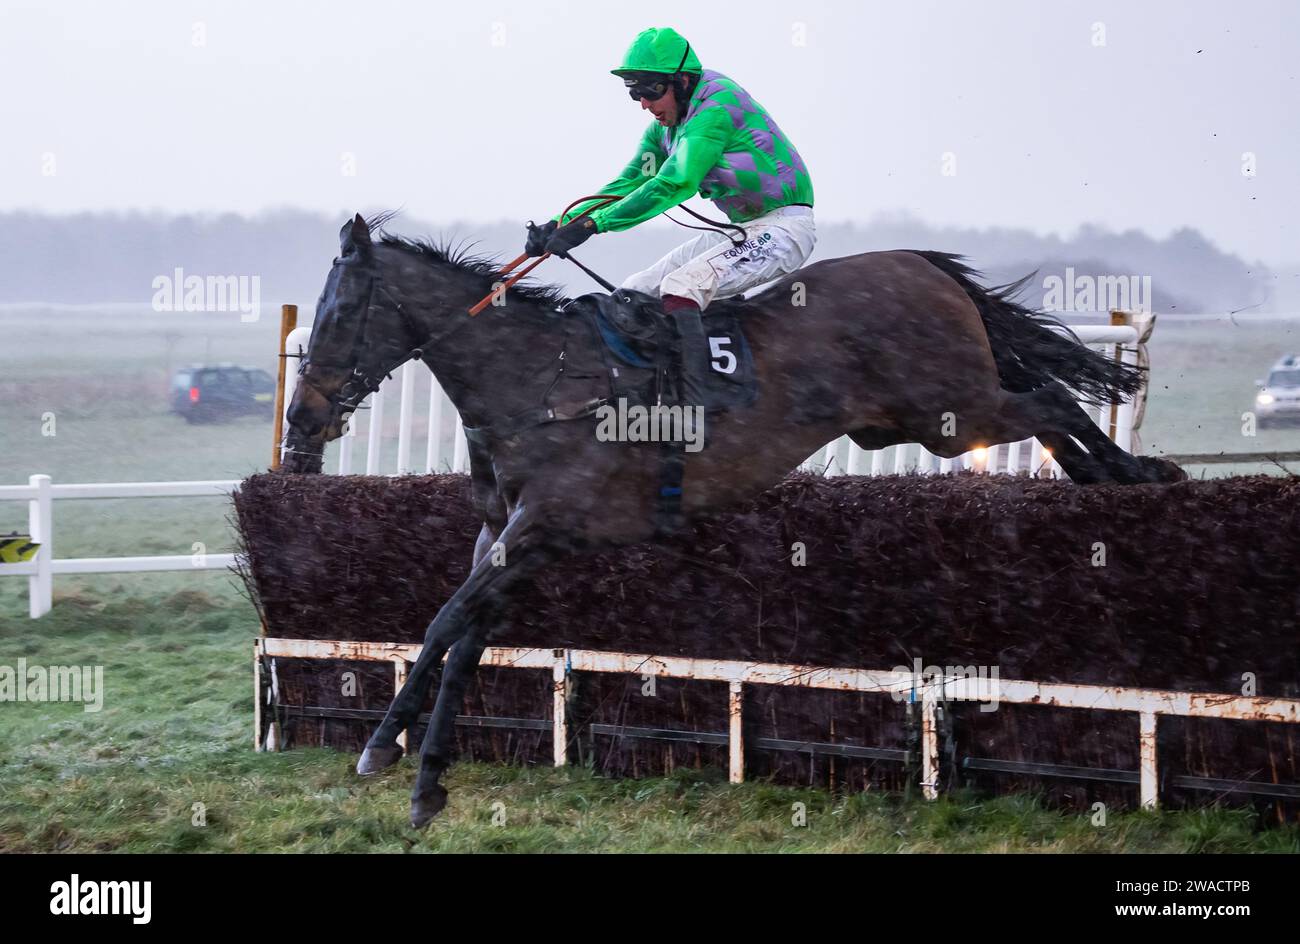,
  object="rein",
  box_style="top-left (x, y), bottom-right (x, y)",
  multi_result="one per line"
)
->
top-left (663, 204), bottom-right (749, 243)
top-left (469, 193), bottom-right (750, 315)
top-left (469, 194), bottom-right (620, 315)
